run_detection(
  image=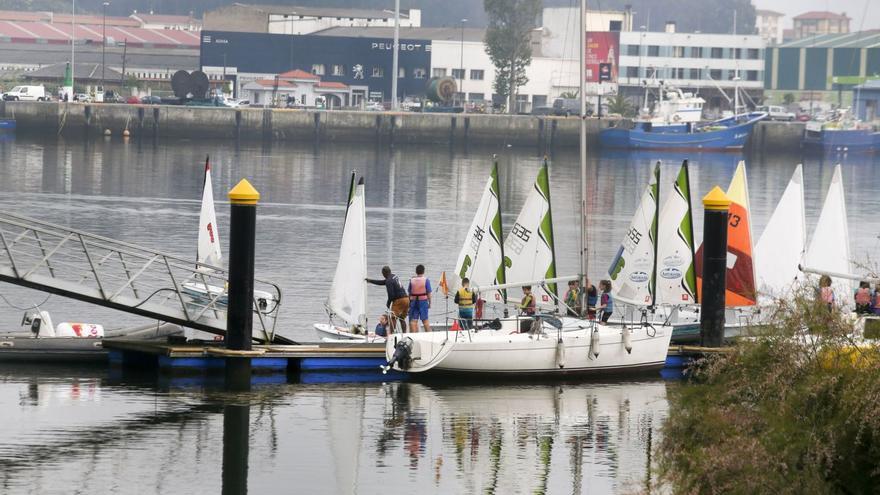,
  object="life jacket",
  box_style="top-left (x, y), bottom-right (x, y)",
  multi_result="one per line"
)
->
top-left (875, 291), bottom-right (880, 307)
top-left (587, 287), bottom-right (598, 306)
top-left (521, 294), bottom-right (535, 314)
top-left (820, 286), bottom-right (834, 304)
top-left (601, 292), bottom-right (614, 313)
top-left (856, 287), bottom-right (872, 305)
top-left (457, 287), bottom-right (475, 308)
top-left (409, 276), bottom-right (429, 300)
top-left (565, 288), bottom-right (579, 306)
